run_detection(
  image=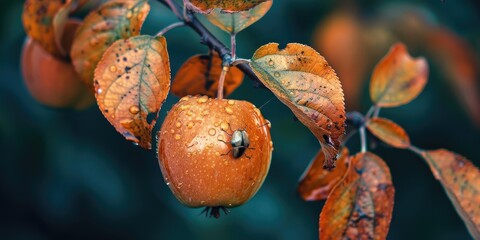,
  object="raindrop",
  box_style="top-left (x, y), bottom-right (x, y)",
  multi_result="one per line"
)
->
top-left (217, 135), bottom-right (224, 141)
top-left (129, 105), bottom-right (140, 114)
top-left (215, 152), bottom-right (221, 156)
top-left (208, 128), bottom-right (216, 136)
top-left (175, 122), bottom-right (182, 128)
top-left (225, 106), bottom-right (233, 114)
top-left (97, 88), bottom-right (103, 94)
top-left (186, 110), bottom-right (194, 116)
top-left (220, 122), bottom-right (229, 131)
top-left (187, 121), bottom-right (194, 129)
top-left (180, 96), bottom-right (190, 102)
top-left (174, 134), bottom-right (181, 140)
top-left (109, 65), bottom-right (117, 72)
top-left (268, 59), bottom-right (274, 66)
top-left (274, 72), bottom-right (280, 77)
top-left (197, 95), bottom-right (208, 104)
top-left (201, 110), bottom-right (210, 116)
top-left (228, 100), bottom-right (235, 105)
